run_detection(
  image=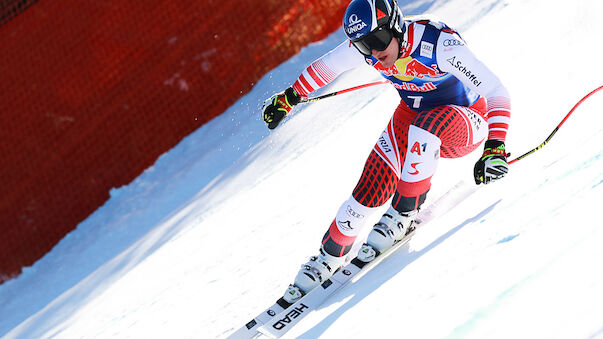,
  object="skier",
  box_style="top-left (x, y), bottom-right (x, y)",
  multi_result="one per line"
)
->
top-left (262, 0), bottom-right (510, 302)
